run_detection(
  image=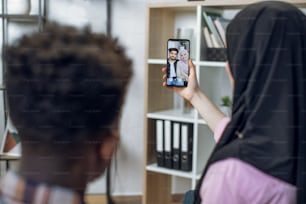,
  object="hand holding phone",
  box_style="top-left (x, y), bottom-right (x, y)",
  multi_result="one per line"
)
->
top-left (166, 39), bottom-right (190, 87)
